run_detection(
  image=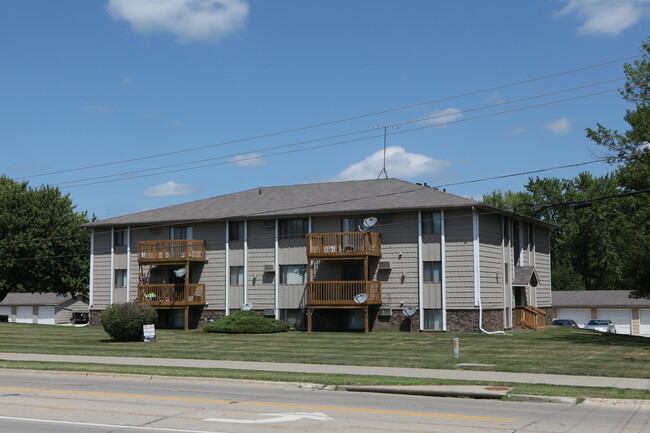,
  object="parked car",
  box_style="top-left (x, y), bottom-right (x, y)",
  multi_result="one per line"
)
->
top-left (584, 319), bottom-right (616, 333)
top-left (552, 319), bottom-right (579, 328)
